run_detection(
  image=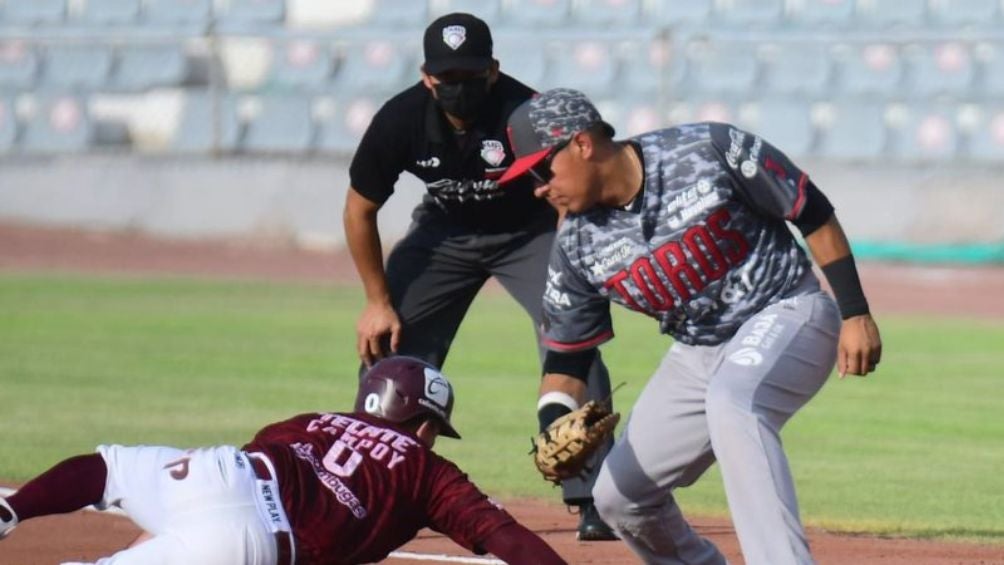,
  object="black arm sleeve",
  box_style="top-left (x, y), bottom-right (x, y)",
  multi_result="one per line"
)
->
top-left (480, 522), bottom-right (568, 565)
top-left (542, 348), bottom-right (597, 383)
top-left (790, 180), bottom-right (834, 236)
